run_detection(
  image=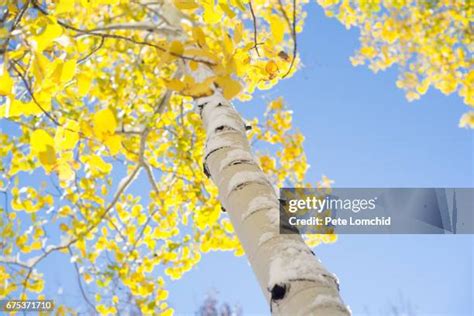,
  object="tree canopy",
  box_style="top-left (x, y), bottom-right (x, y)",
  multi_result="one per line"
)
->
top-left (317, 0), bottom-right (473, 127)
top-left (0, 1), bottom-right (330, 314)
